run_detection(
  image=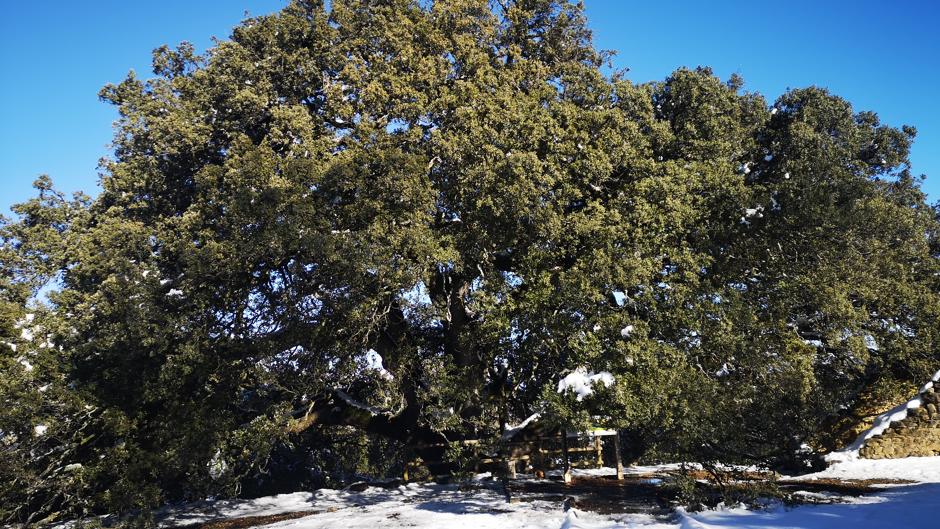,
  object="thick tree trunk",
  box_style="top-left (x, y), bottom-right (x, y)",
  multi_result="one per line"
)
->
top-left (287, 388), bottom-right (447, 446)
